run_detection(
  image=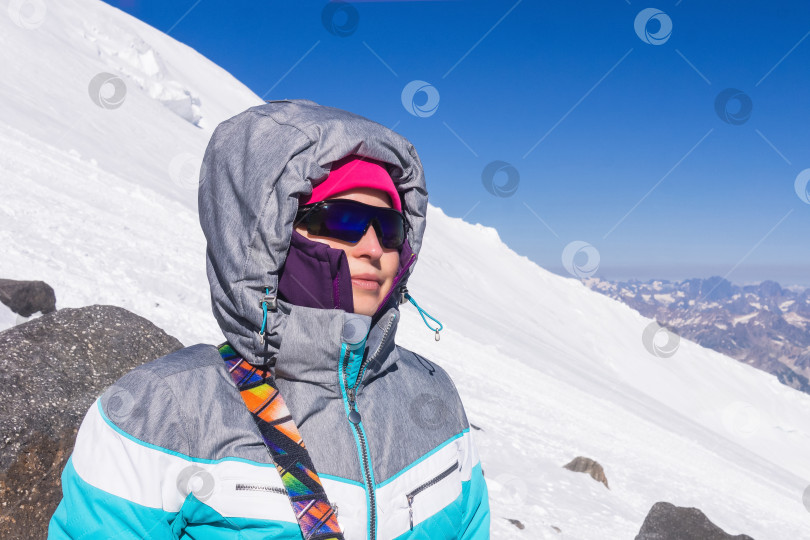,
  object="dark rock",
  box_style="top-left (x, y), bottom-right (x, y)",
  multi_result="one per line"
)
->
top-left (0, 279), bottom-right (56, 317)
top-left (0, 425), bottom-right (76, 536)
top-left (505, 518), bottom-right (524, 529)
top-left (0, 305), bottom-right (183, 540)
top-left (470, 423), bottom-right (483, 431)
top-left (562, 456), bottom-right (609, 489)
top-left (635, 501), bottom-right (755, 540)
